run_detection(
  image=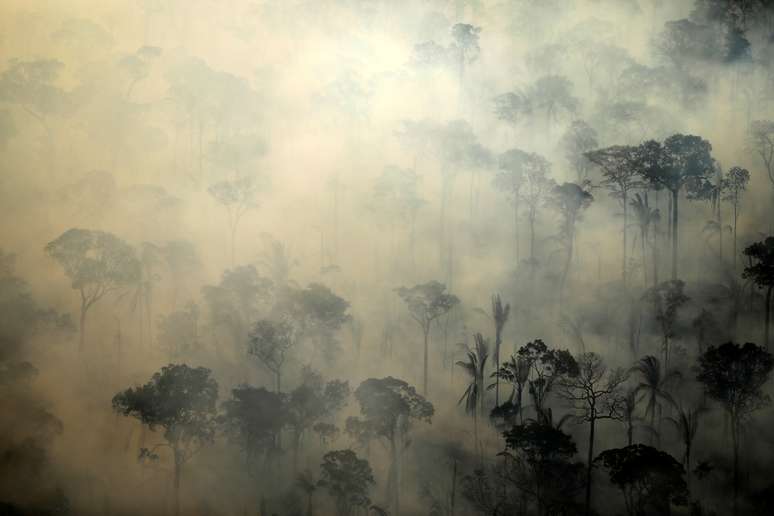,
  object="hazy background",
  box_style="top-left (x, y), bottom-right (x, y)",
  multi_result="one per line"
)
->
top-left (2, 0), bottom-right (774, 515)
